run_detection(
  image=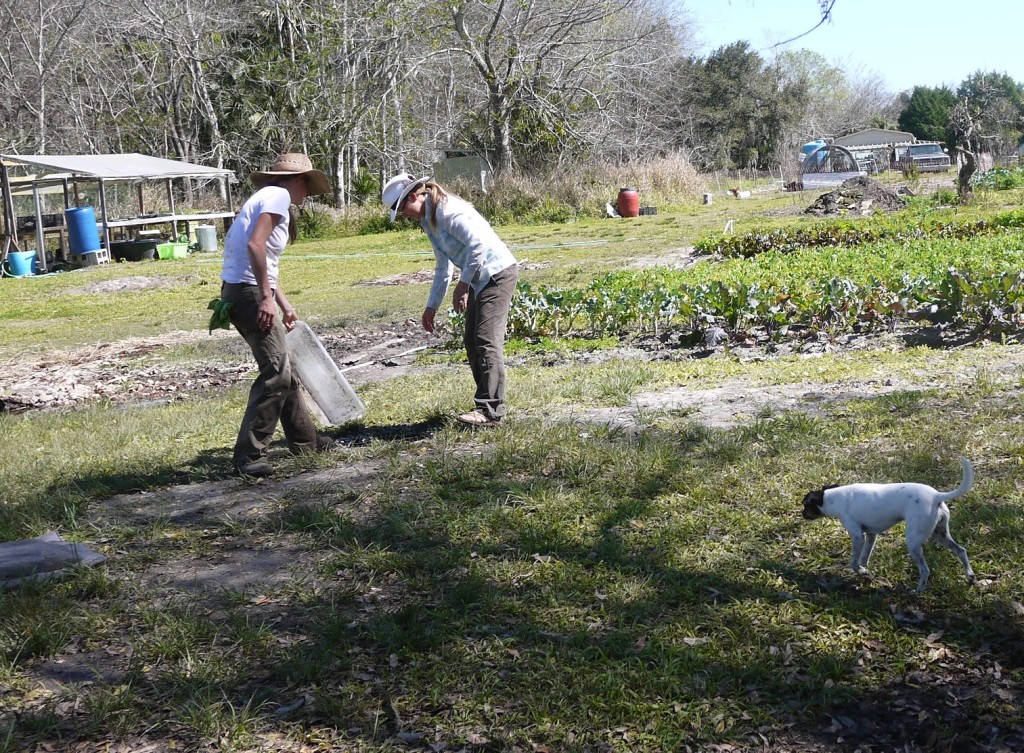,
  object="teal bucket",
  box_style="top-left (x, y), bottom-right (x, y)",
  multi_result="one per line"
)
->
top-left (3, 250), bottom-right (36, 277)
